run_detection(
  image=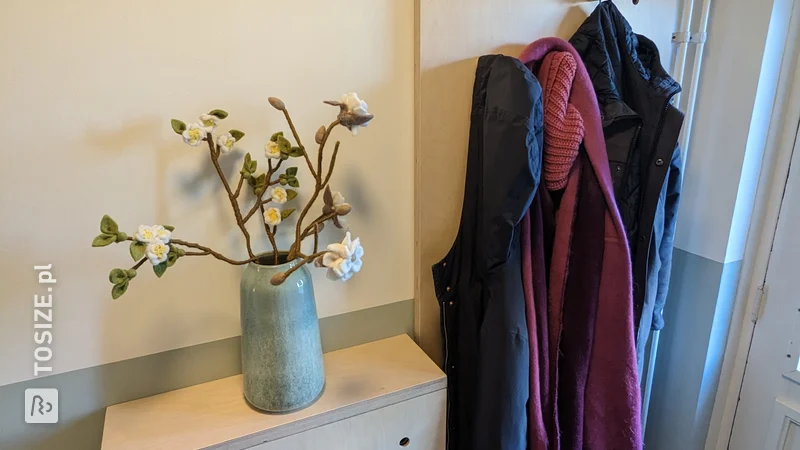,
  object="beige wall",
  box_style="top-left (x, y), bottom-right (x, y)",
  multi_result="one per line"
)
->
top-left (0, 0), bottom-right (414, 386)
top-left (416, 0), bottom-right (680, 363)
